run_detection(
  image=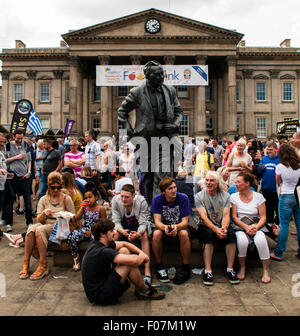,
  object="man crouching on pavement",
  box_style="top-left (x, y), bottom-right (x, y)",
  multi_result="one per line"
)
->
top-left (81, 218), bottom-right (165, 305)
